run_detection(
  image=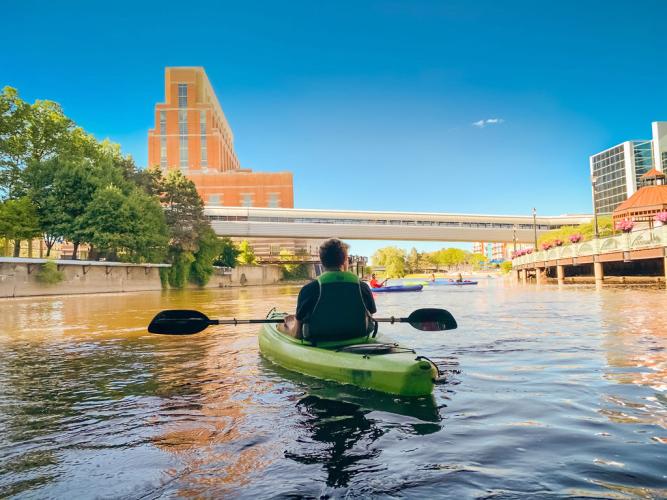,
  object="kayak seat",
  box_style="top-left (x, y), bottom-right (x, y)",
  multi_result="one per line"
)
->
top-left (303, 271), bottom-right (373, 345)
top-left (336, 343), bottom-right (414, 355)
